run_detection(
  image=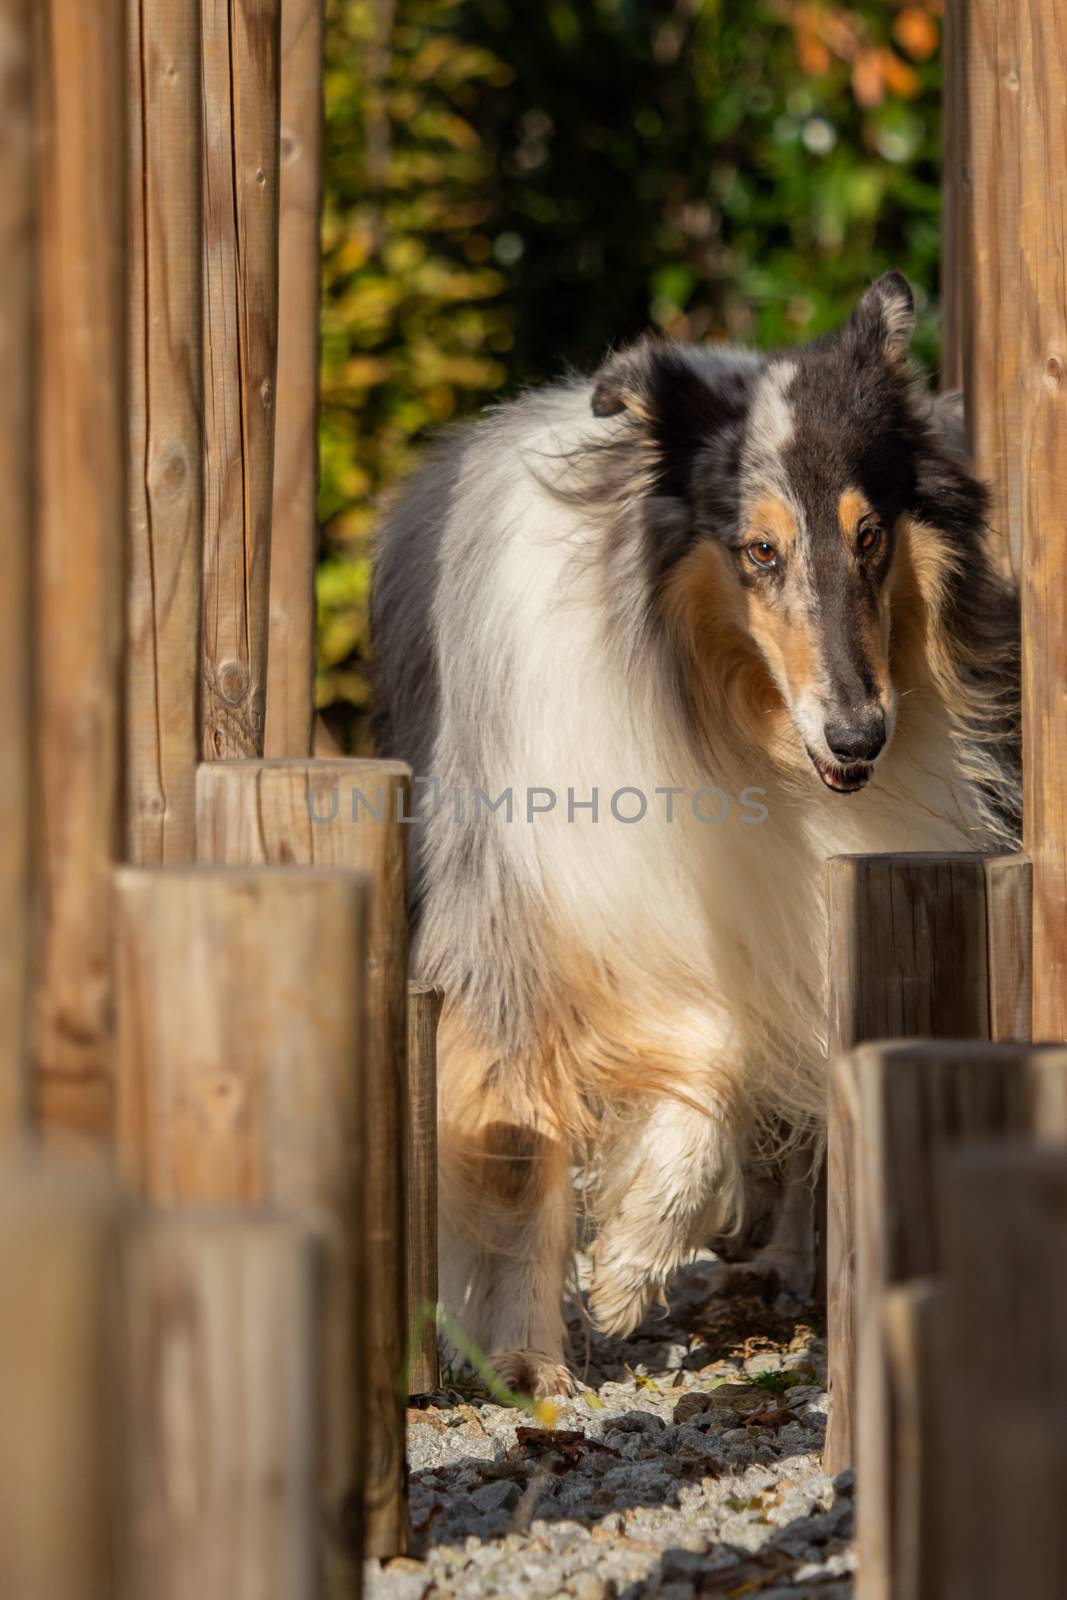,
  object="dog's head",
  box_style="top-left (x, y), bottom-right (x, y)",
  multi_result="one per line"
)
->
top-left (591, 273), bottom-right (993, 793)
